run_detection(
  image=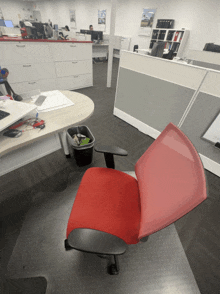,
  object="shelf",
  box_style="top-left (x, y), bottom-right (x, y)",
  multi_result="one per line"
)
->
top-left (149, 28), bottom-right (189, 57)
